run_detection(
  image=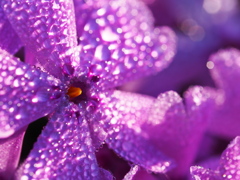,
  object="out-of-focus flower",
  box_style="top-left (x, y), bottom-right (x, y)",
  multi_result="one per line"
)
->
top-left (120, 0), bottom-right (240, 179)
top-left (122, 0), bottom-right (240, 96)
top-left (206, 49), bottom-right (240, 138)
top-left (0, 0), bottom-right (176, 179)
top-left (191, 136), bottom-right (240, 179)
top-left (146, 87), bottom-right (214, 179)
top-left (120, 86), bottom-right (215, 179)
